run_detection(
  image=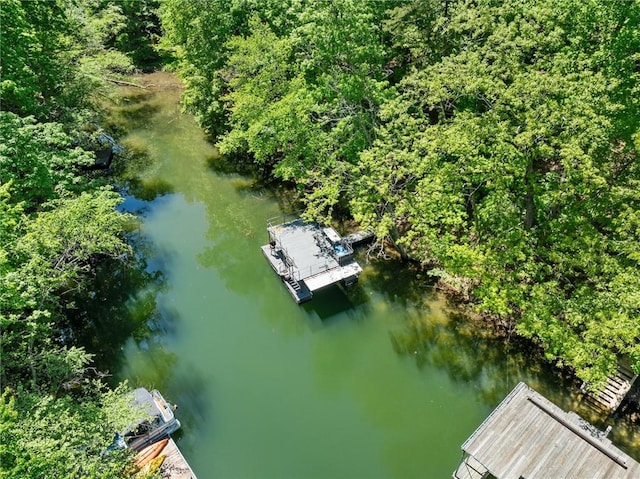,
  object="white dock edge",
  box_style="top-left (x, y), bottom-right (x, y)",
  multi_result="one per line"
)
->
top-left (161, 437), bottom-right (197, 479)
top-left (303, 262), bottom-right (362, 291)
